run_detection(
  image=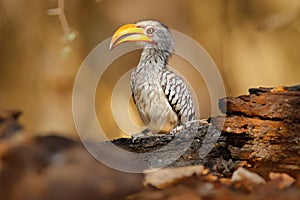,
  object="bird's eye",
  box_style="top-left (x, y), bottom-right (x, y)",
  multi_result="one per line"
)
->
top-left (146, 27), bottom-right (154, 34)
